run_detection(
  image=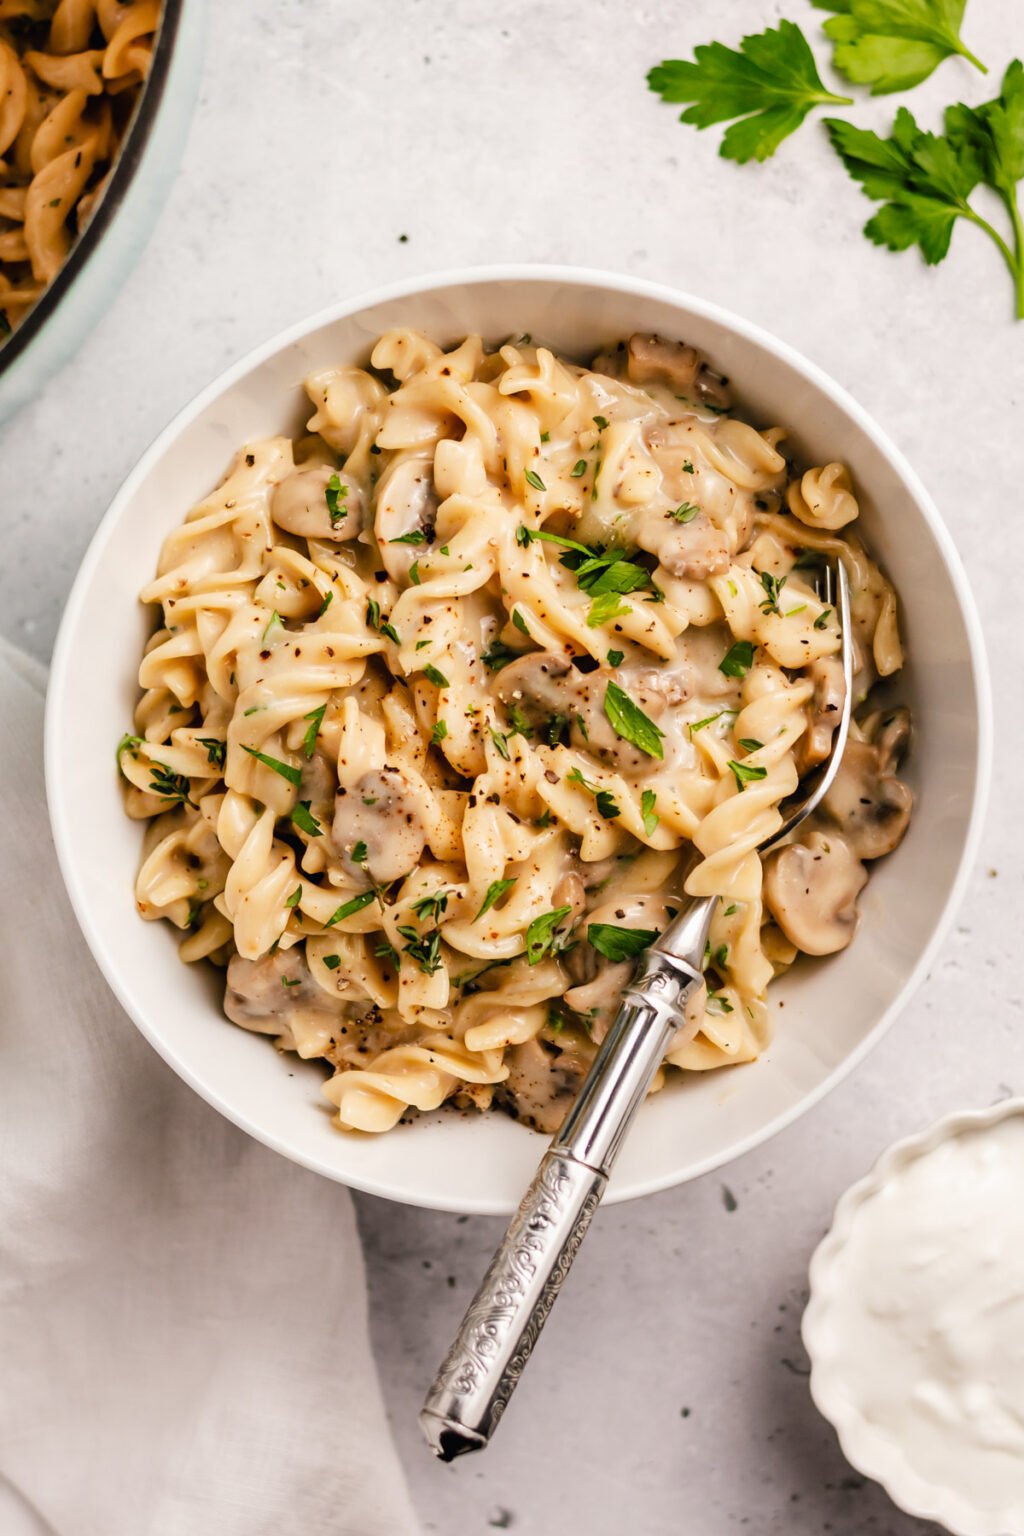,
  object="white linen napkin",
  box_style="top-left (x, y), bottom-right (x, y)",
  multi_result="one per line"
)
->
top-left (0, 640), bottom-right (420, 1536)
